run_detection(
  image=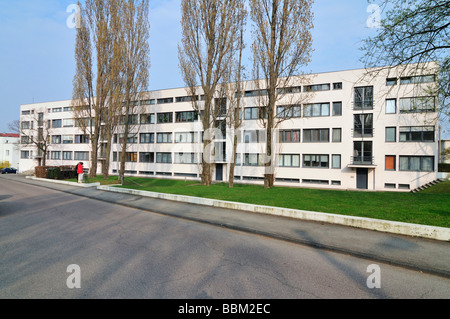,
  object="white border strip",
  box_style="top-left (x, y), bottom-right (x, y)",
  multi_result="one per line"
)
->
top-left (97, 185), bottom-right (450, 242)
top-left (27, 176), bottom-right (100, 188)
